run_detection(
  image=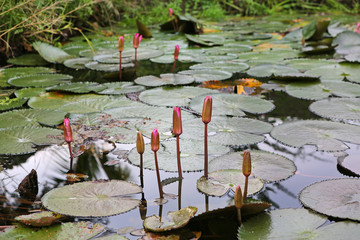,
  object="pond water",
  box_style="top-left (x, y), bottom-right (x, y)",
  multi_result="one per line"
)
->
top-left (1, 13), bottom-right (360, 239)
